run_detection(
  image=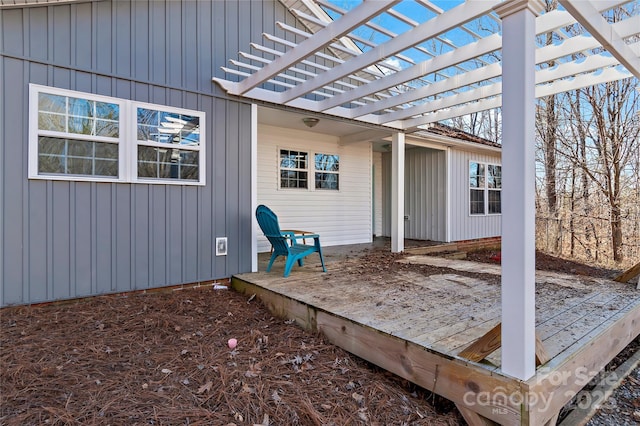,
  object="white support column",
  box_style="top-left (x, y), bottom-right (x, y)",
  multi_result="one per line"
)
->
top-left (391, 132), bottom-right (405, 253)
top-left (251, 104), bottom-right (258, 272)
top-left (495, 0), bottom-right (544, 381)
